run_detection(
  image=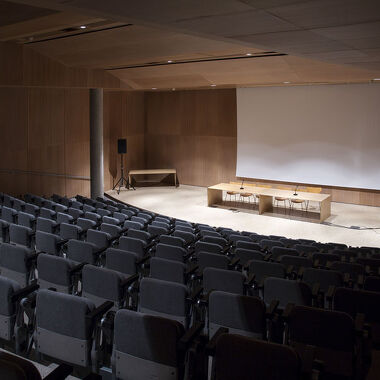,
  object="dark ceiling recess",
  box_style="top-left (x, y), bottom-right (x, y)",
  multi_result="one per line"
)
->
top-left (107, 52), bottom-right (288, 70)
top-left (0, 0), bottom-right (57, 27)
